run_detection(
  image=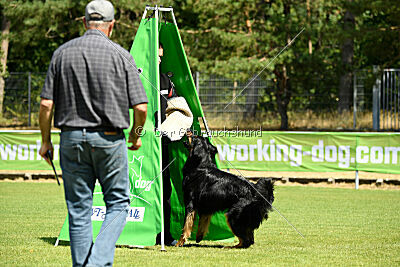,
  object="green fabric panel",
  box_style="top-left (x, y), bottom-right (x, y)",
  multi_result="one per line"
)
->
top-left (124, 17), bottom-right (162, 246)
top-left (159, 22), bottom-right (203, 117)
top-left (159, 22), bottom-right (234, 241)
